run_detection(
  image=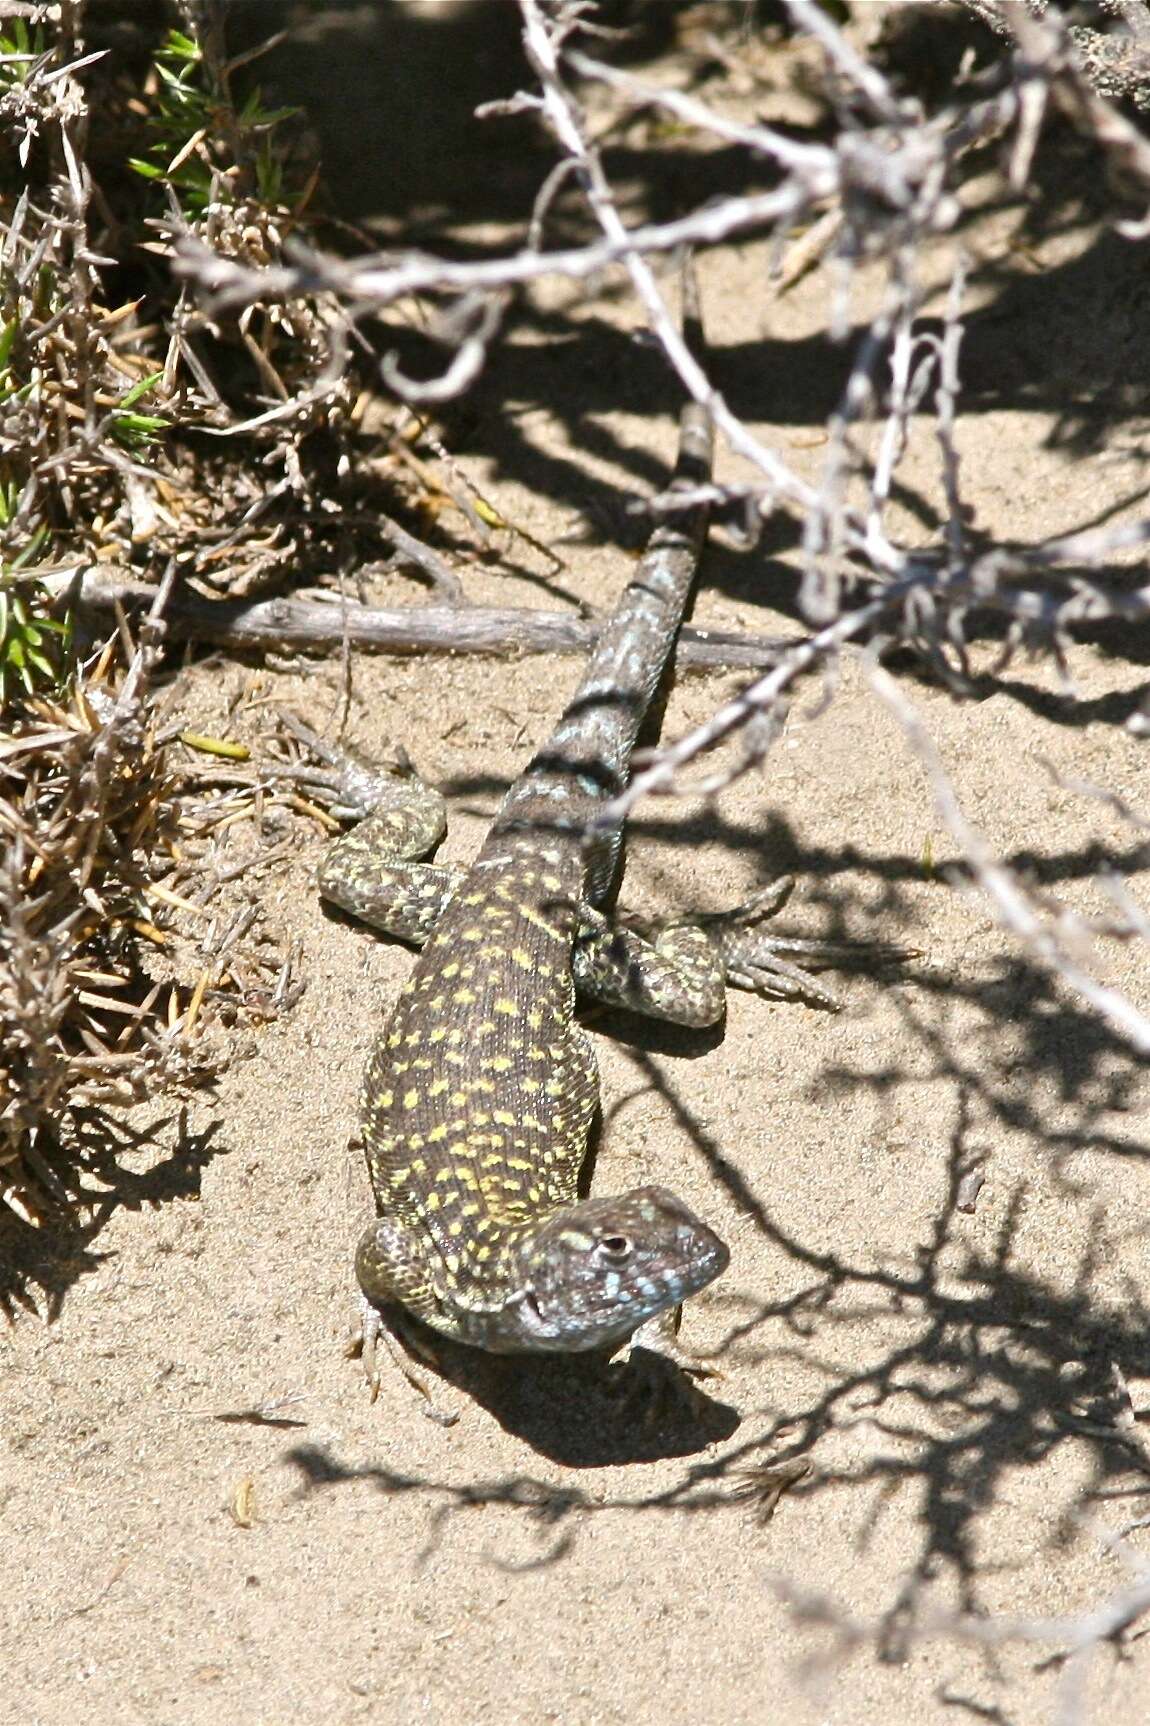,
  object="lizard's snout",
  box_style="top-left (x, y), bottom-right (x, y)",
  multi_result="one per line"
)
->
top-left (631, 1183), bottom-right (729, 1294)
top-left (680, 1217), bottom-right (729, 1284)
